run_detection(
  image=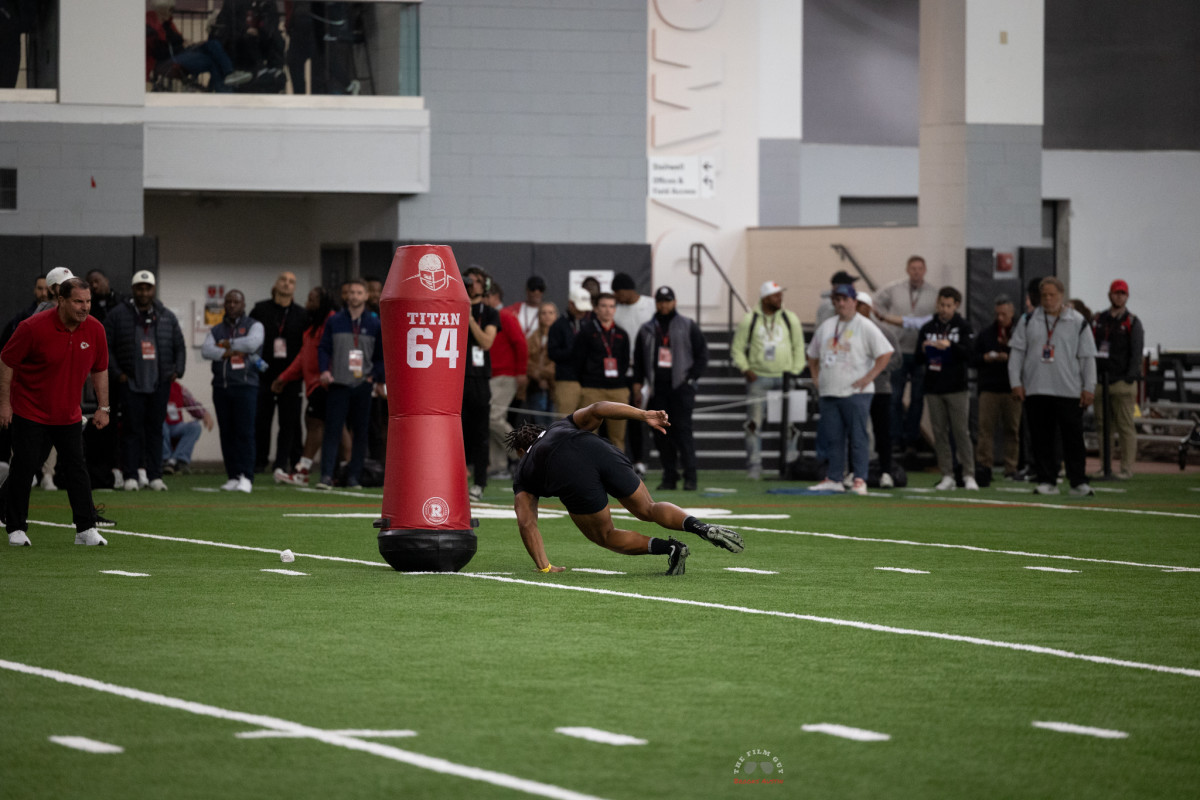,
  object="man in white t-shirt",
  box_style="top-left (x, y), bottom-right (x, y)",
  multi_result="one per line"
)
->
top-left (806, 284), bottom-right (894, 495)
